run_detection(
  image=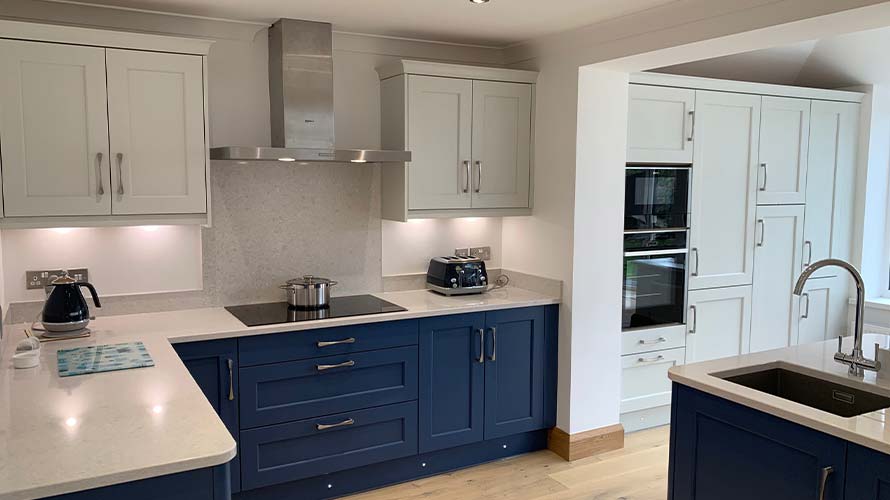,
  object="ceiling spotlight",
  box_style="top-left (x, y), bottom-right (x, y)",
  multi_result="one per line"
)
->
top-left (469, 0), bottom-right (490, 4)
